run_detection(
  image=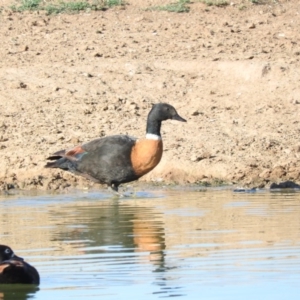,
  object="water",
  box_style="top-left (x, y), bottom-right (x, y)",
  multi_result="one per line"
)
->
top-left (0, 187), bottom-right (300, 299)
